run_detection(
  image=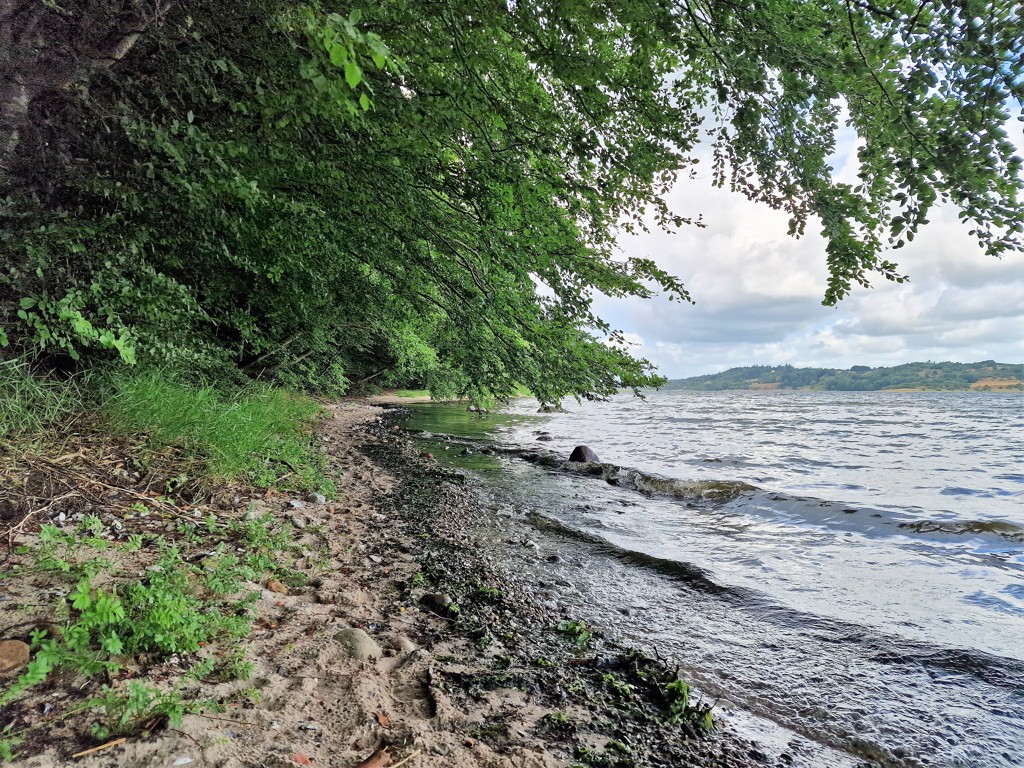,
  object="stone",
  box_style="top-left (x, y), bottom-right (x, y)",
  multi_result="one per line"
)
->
top-left (287, 499), bottom-right (305, 509)
top-left (290, 515), bottom-right (307, 530)
top-left (333, 628), bottom-right (382, 660)
top-left (304, 492), bottom-right (326, 505)
top-left (420, 592), bottom-right (454, 613)
top-left (535, 435), bottom-right (554, 442)
top-left (0, 640), bottom-right (30, 675)
top-left (267, 579), bottom-right (289, 594)
top-left (568, 445), bottom-right (600, 463)
top-left (392, 636), bottom-right (418, 653)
